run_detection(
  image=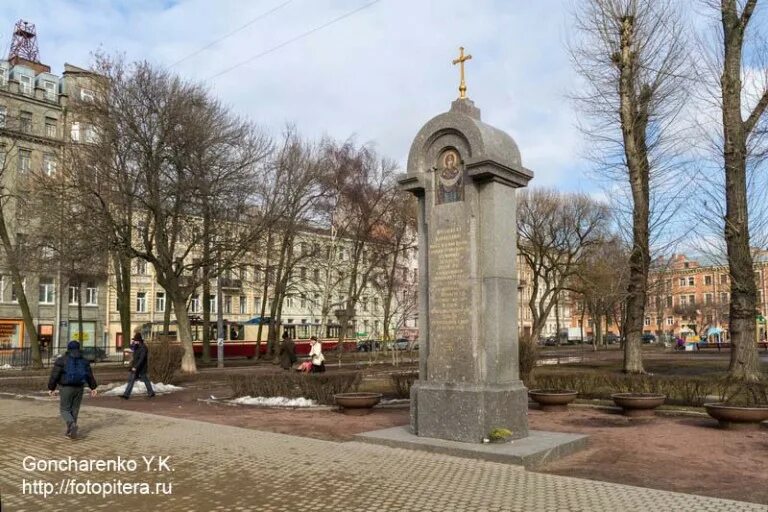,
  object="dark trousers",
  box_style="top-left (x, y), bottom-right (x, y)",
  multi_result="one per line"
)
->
top-left (59, 386), bottom-right (84, 425)
top-left (124, 371), bottom-right (154, 397)
top-left (311, 363), bottom-right (325, 373)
